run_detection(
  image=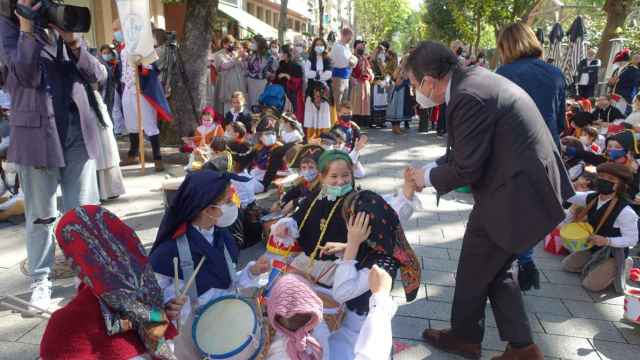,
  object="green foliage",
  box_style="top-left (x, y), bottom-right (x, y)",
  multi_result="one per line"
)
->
top-left (354, 0), bottom-right (412, 49)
